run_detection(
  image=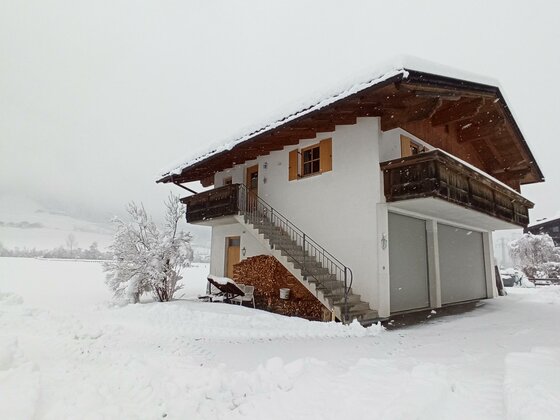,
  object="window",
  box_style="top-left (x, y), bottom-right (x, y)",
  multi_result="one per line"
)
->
top-left (302, 145), bottom-right (321, 176)
top-left (400, 135), bottom-right (426, 157)
top-left (553, 226), bottom-right (559, 233)
top-left (223, 176), bottom-right (232, 186)
top-left (288, 138), bottom-right (332, 181)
